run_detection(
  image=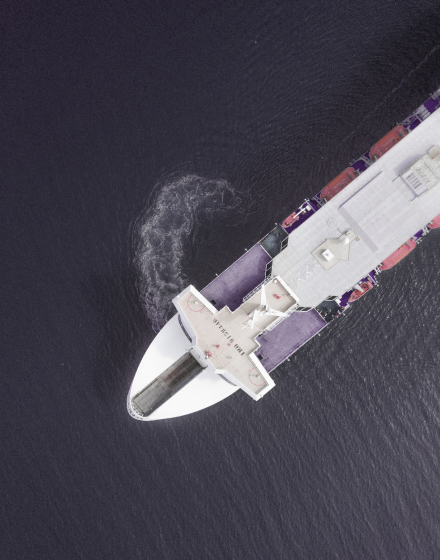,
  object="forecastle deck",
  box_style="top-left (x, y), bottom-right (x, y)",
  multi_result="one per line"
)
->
top-left (174, 277), bottom-right (298, 399)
